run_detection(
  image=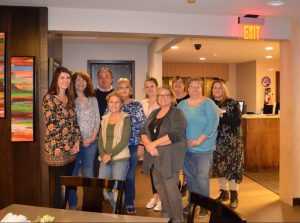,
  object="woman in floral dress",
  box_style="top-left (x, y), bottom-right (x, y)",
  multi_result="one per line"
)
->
top-left (210, 79), bottom-right (243, 209)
